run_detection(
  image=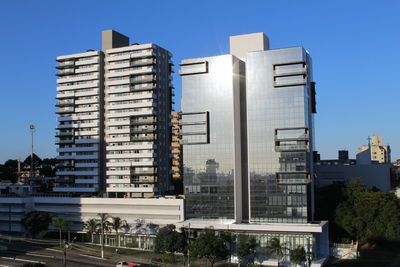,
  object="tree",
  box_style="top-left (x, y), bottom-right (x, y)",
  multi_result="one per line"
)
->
top-left (334, 178), bottom-right (400, 244)
top-left (154, 224), bottom-right (186, 262)
top-left (40, 158), bottom-right (58, 177)
top-left (52, 218), bottom-right (73, 247)
top-left (266, 238), bottom-right (286, 267)
top-left (110, 216), bottom-right (127, 247)
top-left (0, 159), bottom-right (19, 182)
top-left (21, 211), bottom-right (52, 238)
top-left (97, 213), bottom-right (111, 258)
top-left (83, 218), bottom-right (99, 243)
top-left (314, 182), bottom-right (348, 241)
top-left (290, 246), bottom-right (306, 267)
top-left (220, 231), bottom-right (236, 263)
top-left (190, 228), bottom-right (228, 267)
top-left (237, 236), bottom-right (257, 264)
